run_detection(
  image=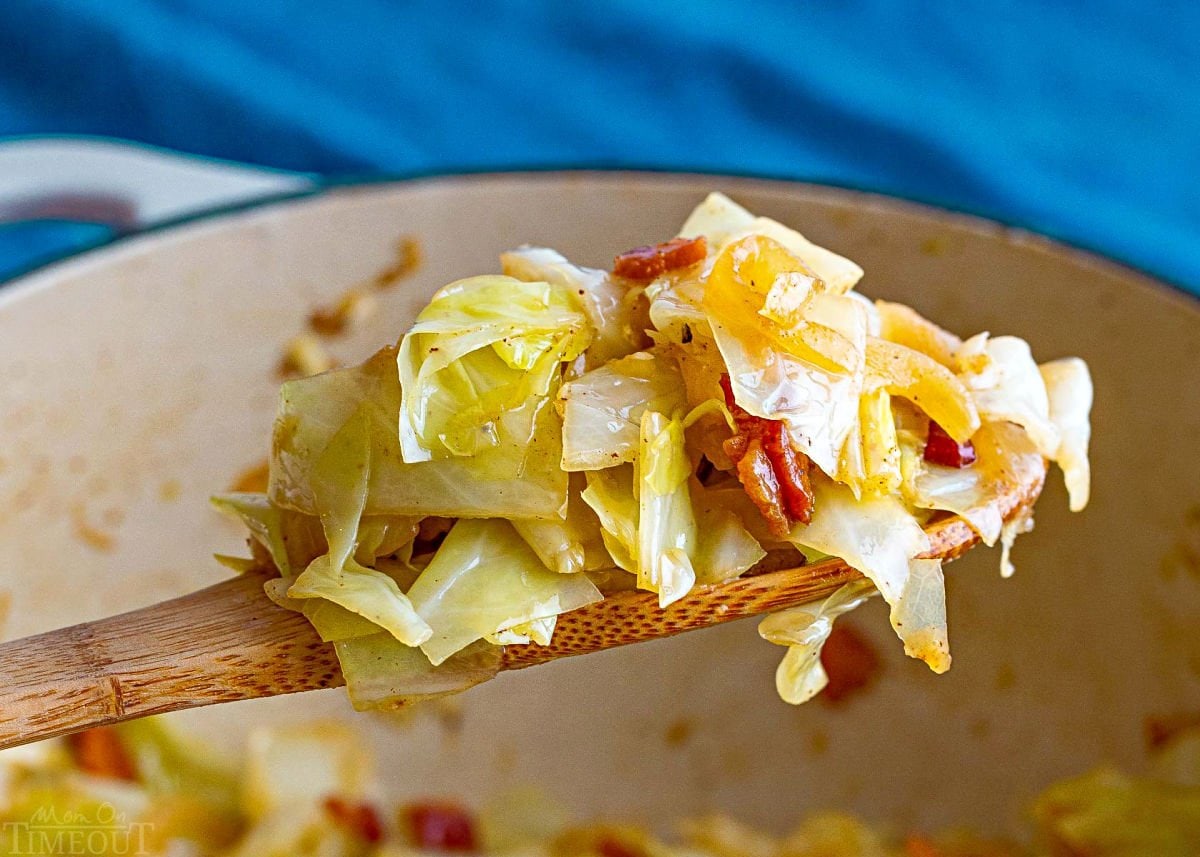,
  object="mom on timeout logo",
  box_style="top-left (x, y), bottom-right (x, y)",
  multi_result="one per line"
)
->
top-left (2, 802), bottom-right (154, 855)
